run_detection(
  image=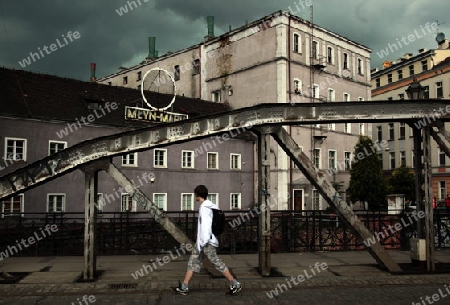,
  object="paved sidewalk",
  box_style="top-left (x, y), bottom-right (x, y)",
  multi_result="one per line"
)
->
top-left (1, 251), bottom-right (450, 304)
